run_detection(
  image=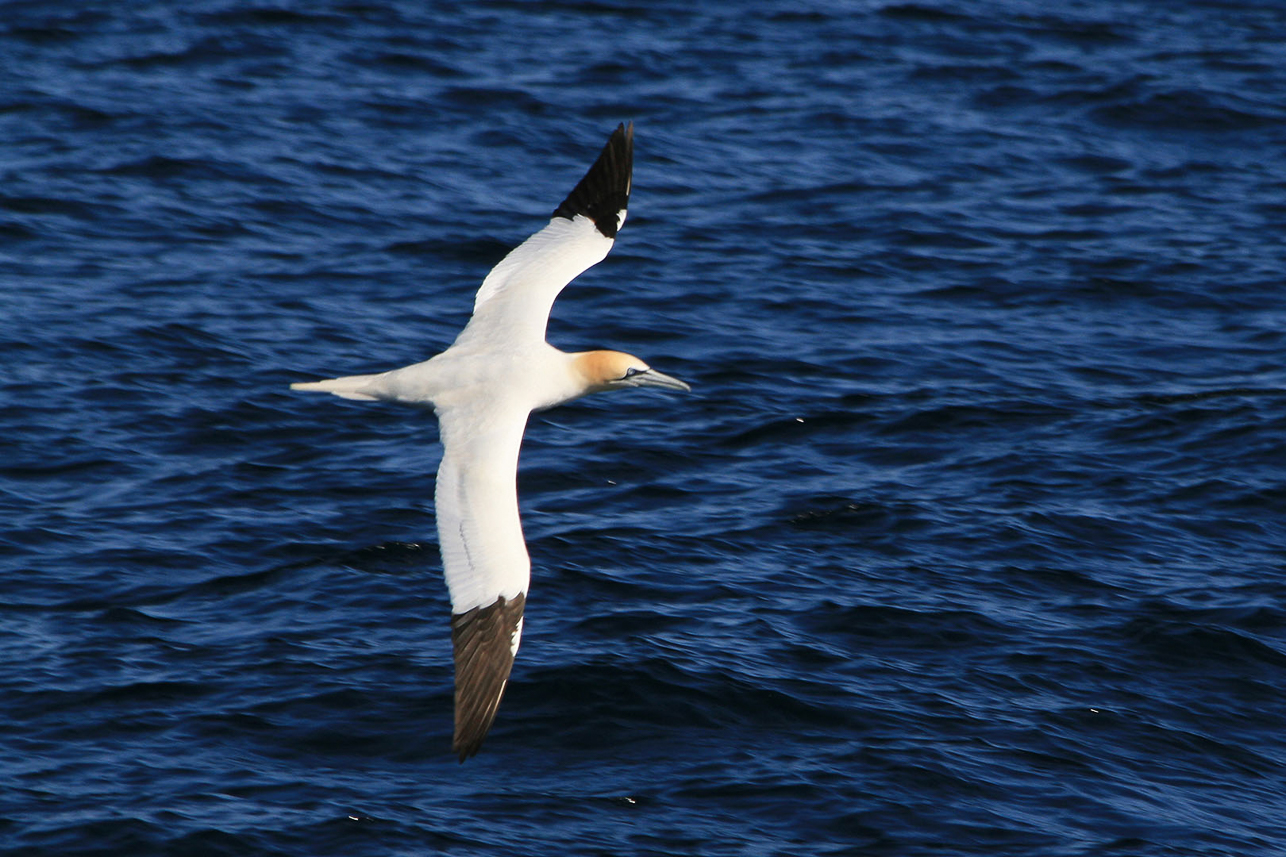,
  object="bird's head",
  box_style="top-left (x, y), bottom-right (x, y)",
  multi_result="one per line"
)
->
top-left (573, 350), bottom-right (690, 395)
